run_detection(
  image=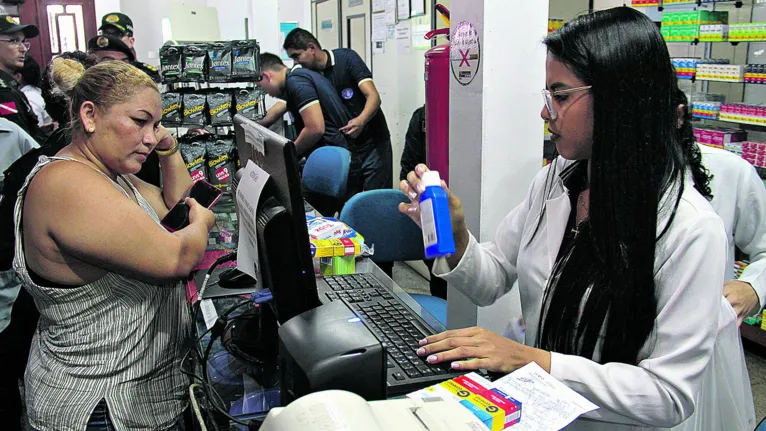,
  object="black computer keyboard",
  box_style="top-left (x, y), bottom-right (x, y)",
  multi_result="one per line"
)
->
top-left (319, 273), bottom-right (462, 396)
